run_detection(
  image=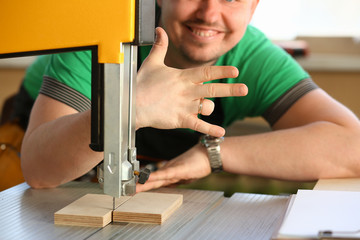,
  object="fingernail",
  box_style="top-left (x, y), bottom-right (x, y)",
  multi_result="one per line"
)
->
top-left (154, 27), bottom-right (160, 44)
